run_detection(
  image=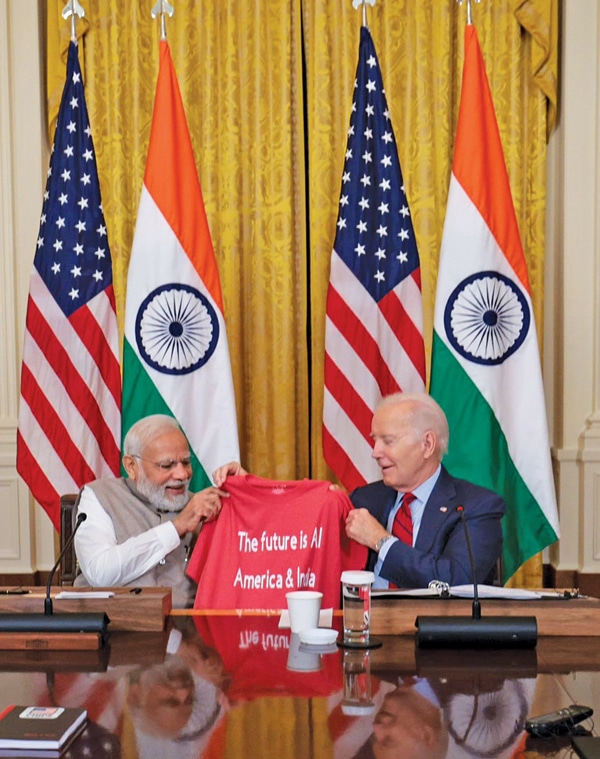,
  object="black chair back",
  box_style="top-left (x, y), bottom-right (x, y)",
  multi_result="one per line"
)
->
top-left (59, 494), bottom-right (79, 585)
